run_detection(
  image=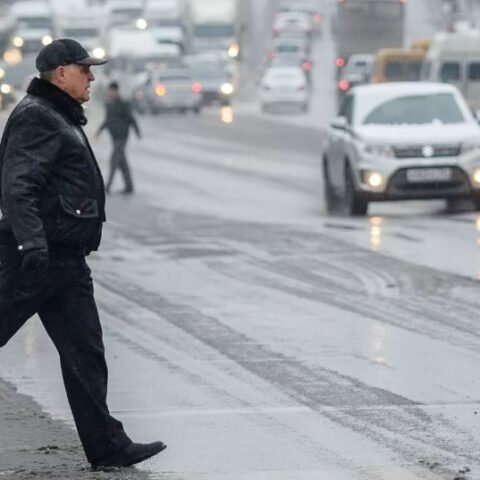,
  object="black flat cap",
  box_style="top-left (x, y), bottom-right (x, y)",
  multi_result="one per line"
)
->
top-left (36, 38), bottom-right (107, 72)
